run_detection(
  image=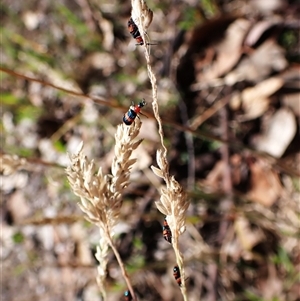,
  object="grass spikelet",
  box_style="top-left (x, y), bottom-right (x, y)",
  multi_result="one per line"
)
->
top-left (66, 119), bottom-right (142, 301)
